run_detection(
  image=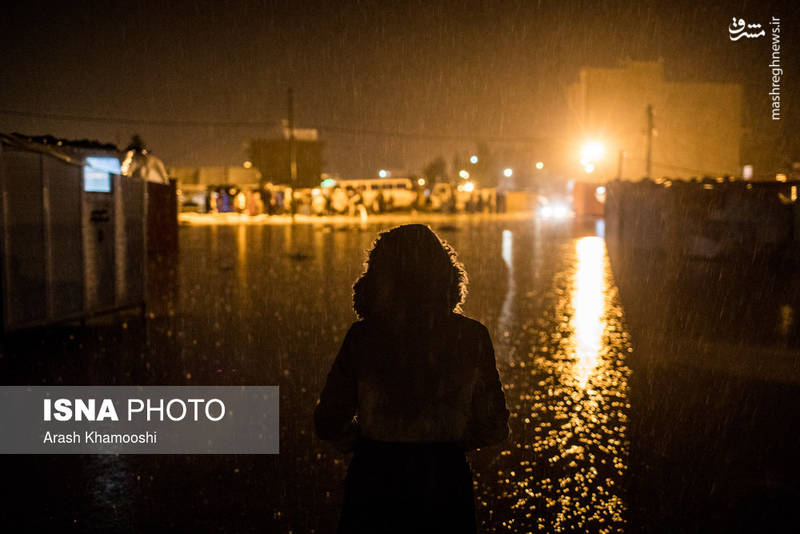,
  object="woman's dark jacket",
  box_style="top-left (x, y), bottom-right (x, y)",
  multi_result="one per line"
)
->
top-left (314, 313), bottom-right (509, 450)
